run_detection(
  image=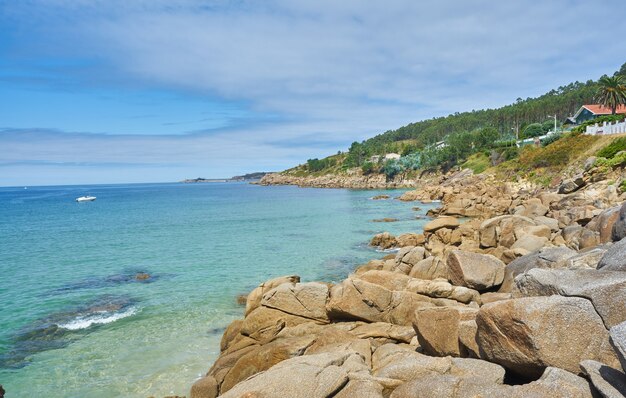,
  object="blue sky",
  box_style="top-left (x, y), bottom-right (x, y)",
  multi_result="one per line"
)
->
top-left (1, 0), bottom-right (626, 186)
